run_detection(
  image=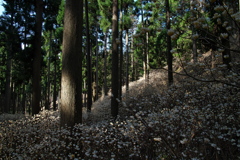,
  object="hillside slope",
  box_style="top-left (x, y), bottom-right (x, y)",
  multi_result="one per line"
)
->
top-left (1, 52), bottom-right (240, 159)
